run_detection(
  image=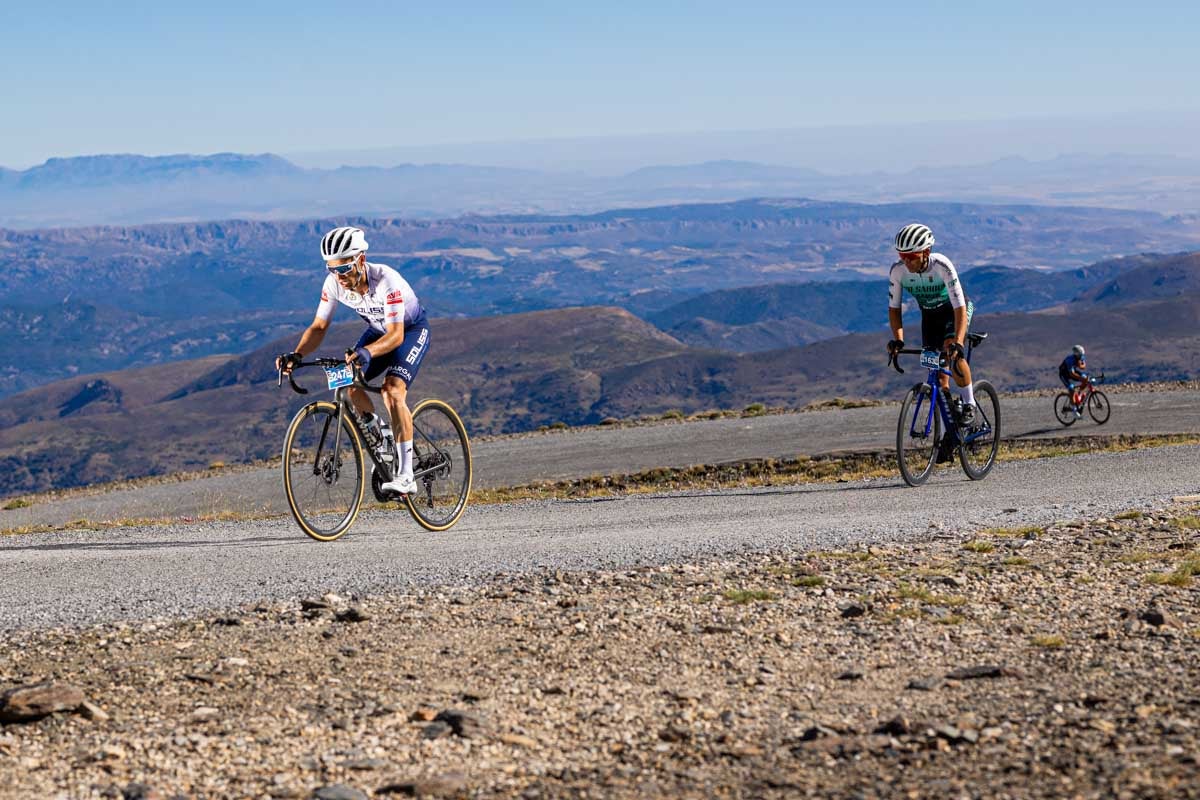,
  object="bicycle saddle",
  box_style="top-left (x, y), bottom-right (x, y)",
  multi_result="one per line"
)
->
top-left (967, 332), bottom-right (988, 346)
